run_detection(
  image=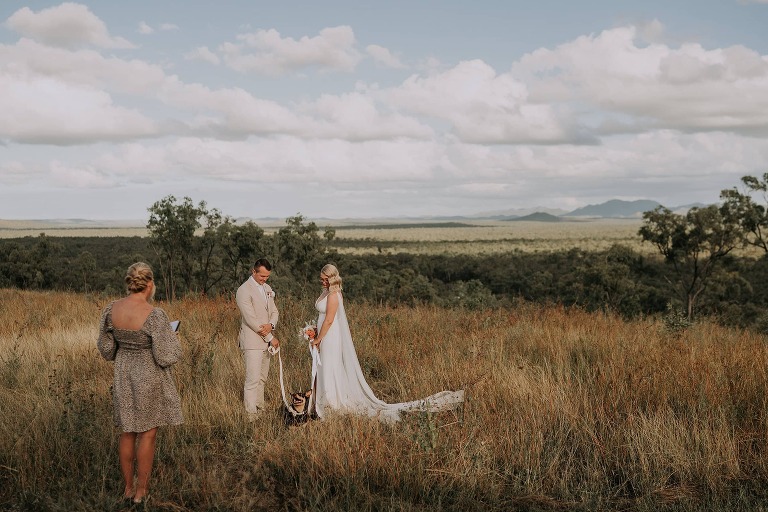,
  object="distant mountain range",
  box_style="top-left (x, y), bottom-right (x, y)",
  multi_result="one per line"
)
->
top-left (474, 199), bottom-right (709, 221)
top-left (508, 212), bottom-right (564, 222)
top-left (0, 200), bottom-right (712, 228)
top-left (565, 199), bottom-right (662, 218)
top-left (237, 199), bottom-right (709, 225)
